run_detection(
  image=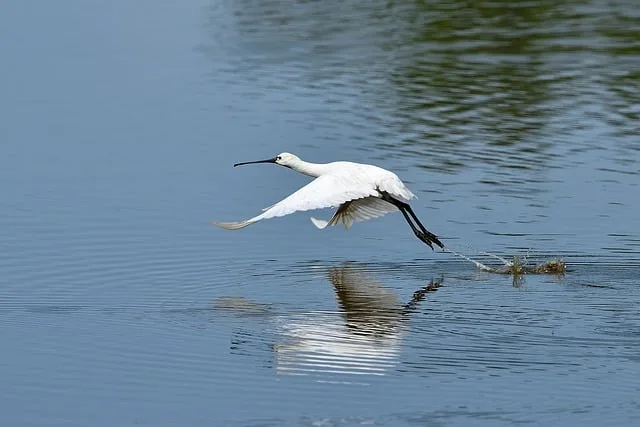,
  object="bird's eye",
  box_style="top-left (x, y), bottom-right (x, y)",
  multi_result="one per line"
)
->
top-left (276, 156), bottom-right (281, 161)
